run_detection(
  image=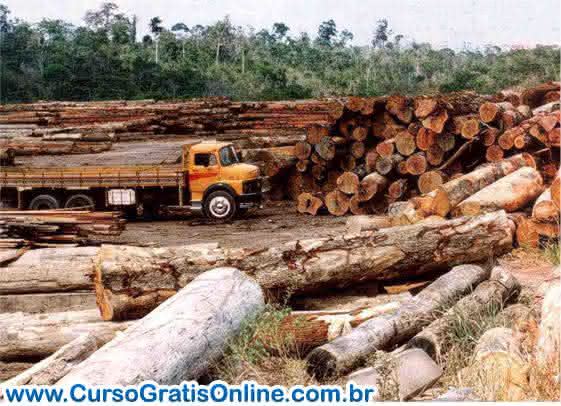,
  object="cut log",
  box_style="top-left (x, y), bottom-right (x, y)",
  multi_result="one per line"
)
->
top-left (325, 190), bottom-right (350, 216)
top-left (350, 141), bottom-right (365, 158)
top-left (306, 264), bottom-right (490, 380)
top-left (0, 247), bottom-right (97, 294)
top-left (452, 167), bottom-right (544, 216)
top-left (337, 172), bottom-right (360, 195)
top-left (436, 132), bottom-right (456, 152)
top-left (386, 96), bottom-right (413, 124)
top-left (388, 179), bottom-right (408, 200)
top-left (461, 118), bottom-right (481, 139)
top-left (395, 131), bottom-right (417, 156)
top-left (376, 139), bottom-right (395, 157)
top-left (486, 145), bottom-right (504, 162)
top-left (430, 154), bottom-right (535, 217)
top-left (376, 154), bottom-right (403, 176)
top-left (422, 110), bottom-right (449, 134)
top-left (357, 172), bottom-right (388, 202)
top-left (365, 150), bottom-right (379, 172)
top-left (418, 171), bottom-right (447, 195)
top-left (406, 153), bottom-right (427, 175)
top-left (407, 266), bottom-right (519, 362)
top-left (482, 128), bottom-right (500, 146)
top-left (351, 127), bottom-right (368, 141)
top-left (60, 268), bottom-right (264, 385)
top-left (95, 211), bottom-right (515, 321)
top-left (532, 187), bottom-right (559, 222)
top-left (297, 192), bottom-right (313, 214)
top-left (0, 334), bottom-right (98, 390)
top-left (416, 128), bottom-right (436, 151)
top-left (267, 303), bottom-right (400, 355)
top-left (0, 309), bottom-right (132, 362)
top-left (426, 145), bottom-right (444, 166)
top-left (479, 102), bottom-right (513, 124)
